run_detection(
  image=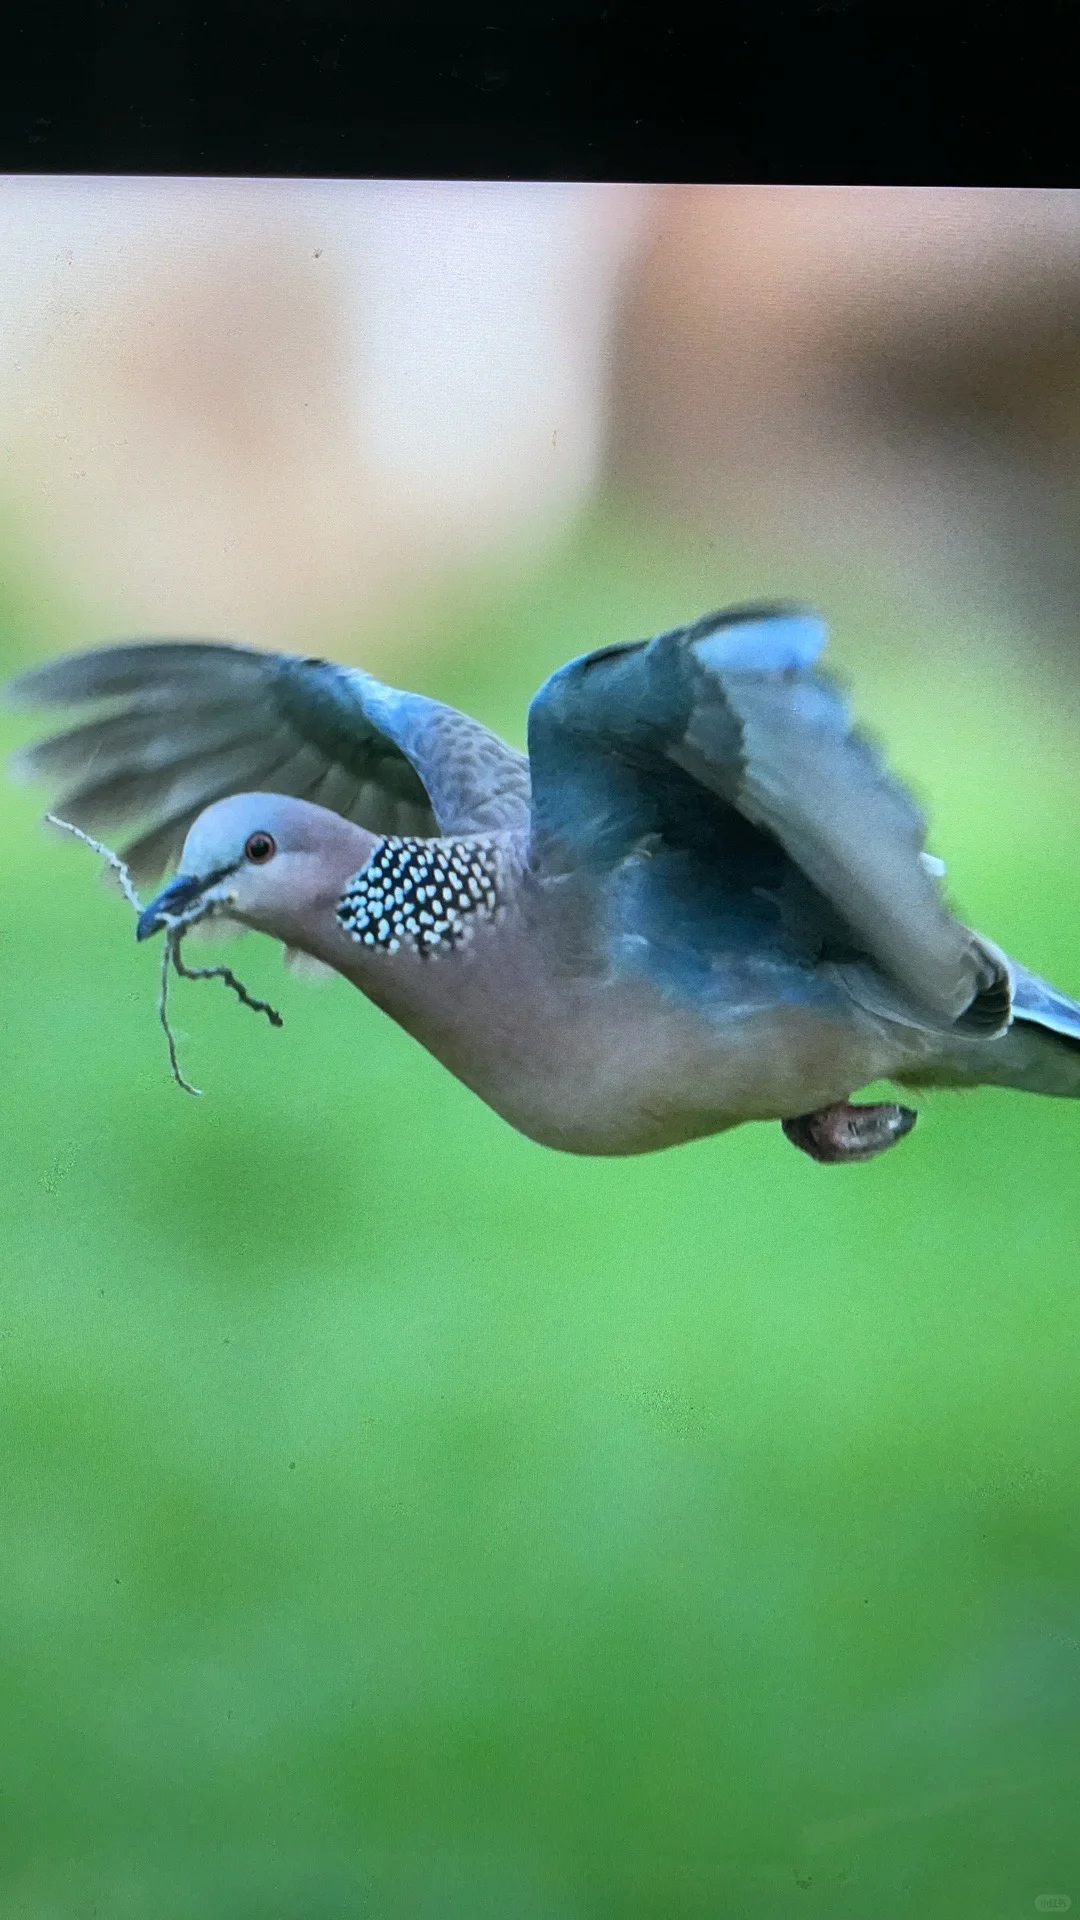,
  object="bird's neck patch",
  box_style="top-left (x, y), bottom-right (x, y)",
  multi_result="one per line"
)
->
top-left (337, 836), bottom-right (501, 955)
